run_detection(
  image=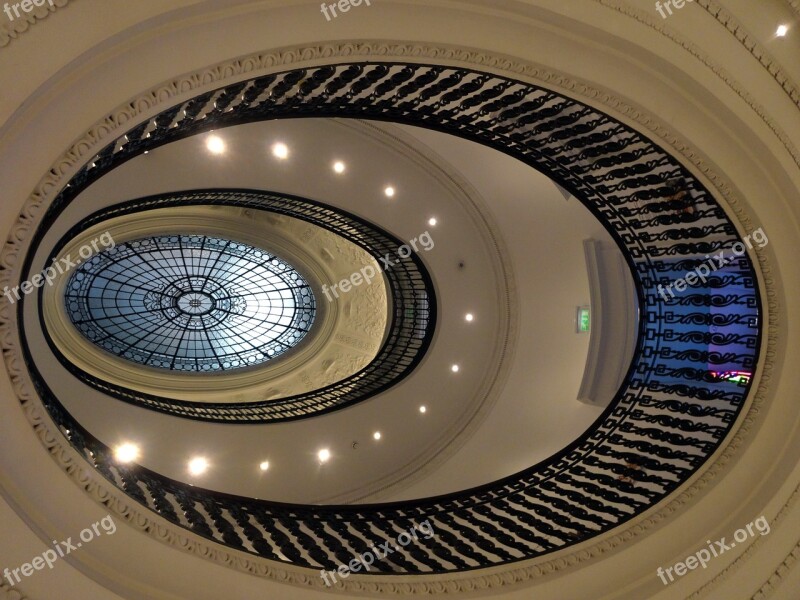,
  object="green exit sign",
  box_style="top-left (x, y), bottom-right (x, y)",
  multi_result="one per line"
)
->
top-left (577, 306), bottom-right (590, 333)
